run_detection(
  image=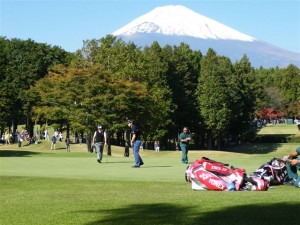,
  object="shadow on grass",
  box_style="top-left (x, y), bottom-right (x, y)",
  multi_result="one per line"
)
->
top-left (255, 134), bottom-right (300, 143)
top-left (0, 150), bottom-right (41, 157)
top-left (84, 202), bottom-right (299, 225)
top-left (99, 161), bottom-right (133, 164)
top-left (142, 166), bottom-right (173, 168)
top-left (224, 143), bottom-right (281, 154)
top-left (55, 147), bottom-right (66, 150)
